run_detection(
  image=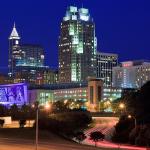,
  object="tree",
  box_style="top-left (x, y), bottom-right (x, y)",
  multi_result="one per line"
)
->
top-left (9, 104), bottom-right (20, 120)
top-left (112, 115), bottom-right (134, 143)
top-left (0, 105), bottom-right (8, 116)
top-left (125, 81), bottom-right (150, 124)
top-left (75, 131), bottom-right (86, 143)
top-left (19, 119), bottom-right (26, 128)
top-left (112, 81), bottom-right (150, 146)
top-left (90, 131), bottom-right (105, 147)
top-left (0, 119), bottom-right (4, 127)
top-left (51, 101), bottom-right (69, 112)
